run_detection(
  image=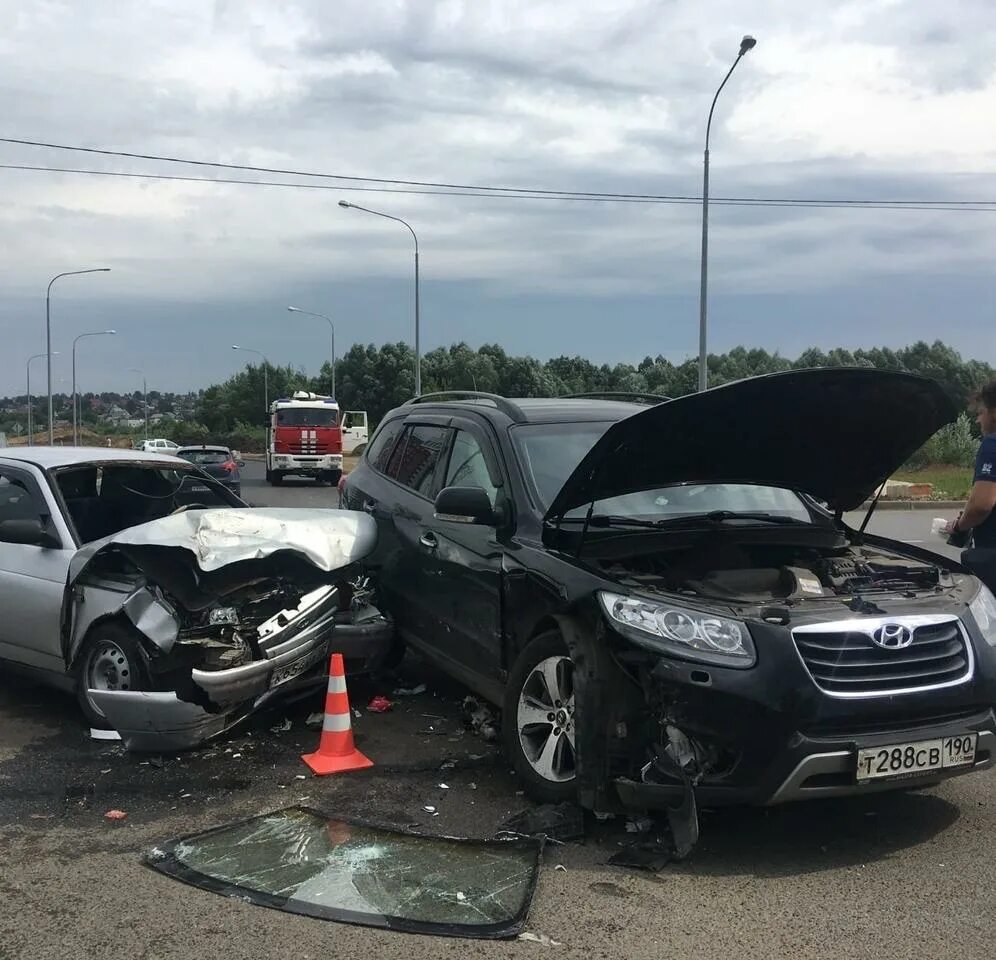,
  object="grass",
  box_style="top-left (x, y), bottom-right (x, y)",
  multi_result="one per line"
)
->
top-left (894, 464), bottom-right (973, 500)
